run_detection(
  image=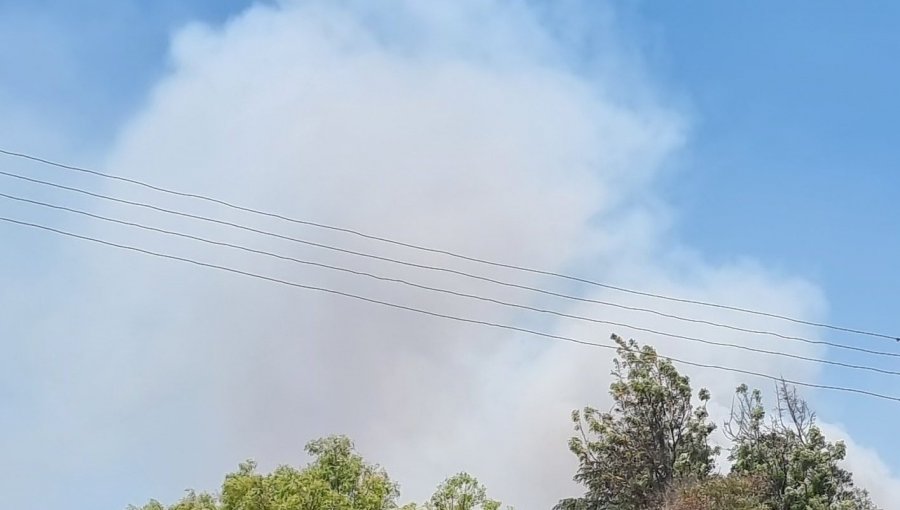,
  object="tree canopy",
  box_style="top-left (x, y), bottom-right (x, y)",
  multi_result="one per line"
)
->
top-left (400, 473), bottom-right (503, 510)
top-left (556, 334), bottom-right (718, 510)
top-left (557, 335), bottom-right (878, 510)
top-left (129, 438), bottom-right (505, 510)
top-left (725, 382), bottom-right (877, 510)
top-left (129, 335), bottom-right (878, 510)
